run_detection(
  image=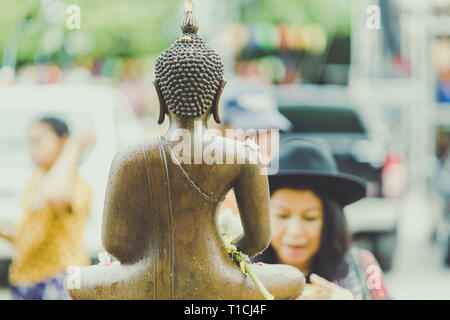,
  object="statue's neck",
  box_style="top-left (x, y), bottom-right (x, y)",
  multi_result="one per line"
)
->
top-left (165, 117), bottom-right (209, 141)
